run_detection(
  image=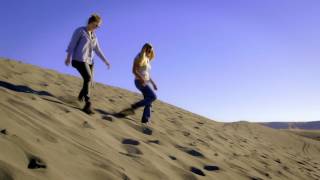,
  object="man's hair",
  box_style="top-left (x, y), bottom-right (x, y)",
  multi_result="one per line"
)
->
top-left (88, 14), bottom-right (101, 24)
